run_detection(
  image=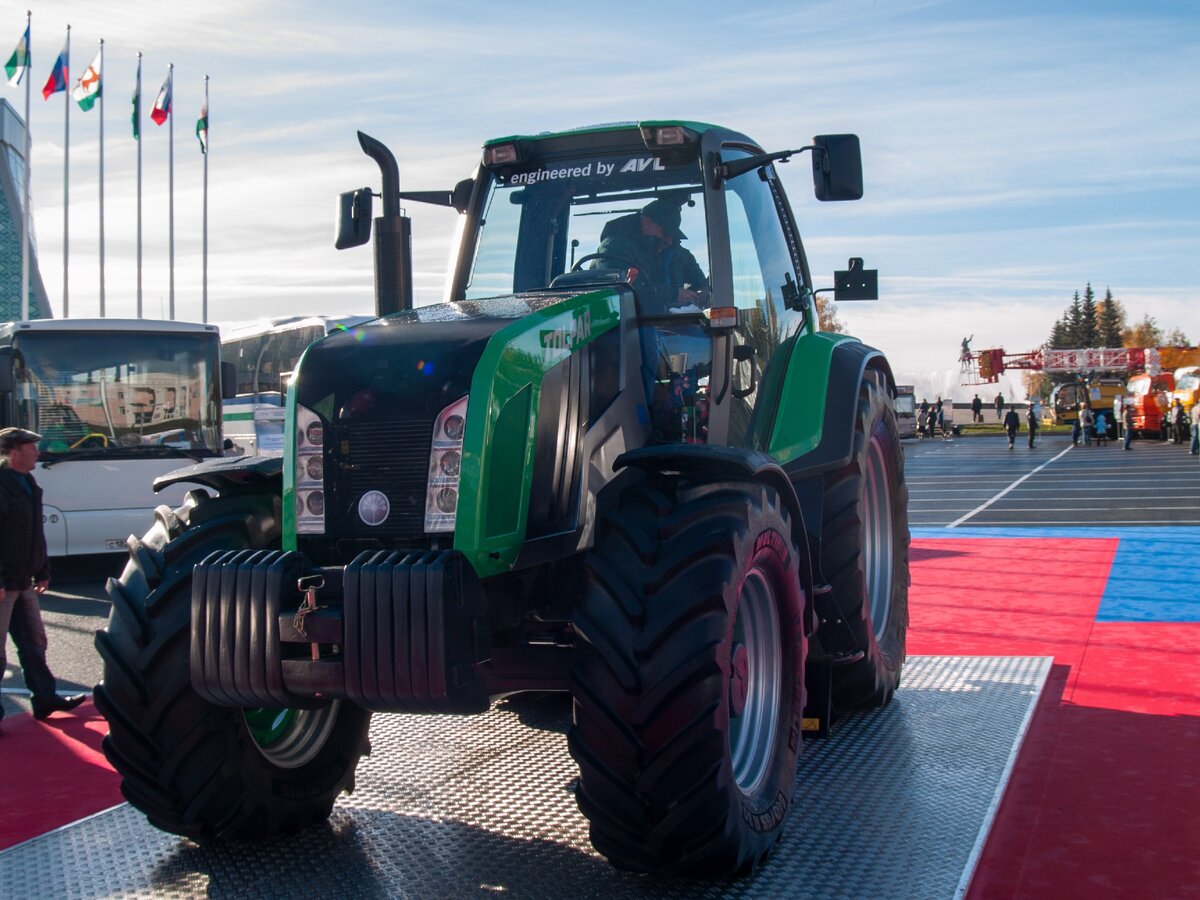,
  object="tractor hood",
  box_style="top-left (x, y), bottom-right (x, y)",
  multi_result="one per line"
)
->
top-left (295, 292), bottom-right (587, 421)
